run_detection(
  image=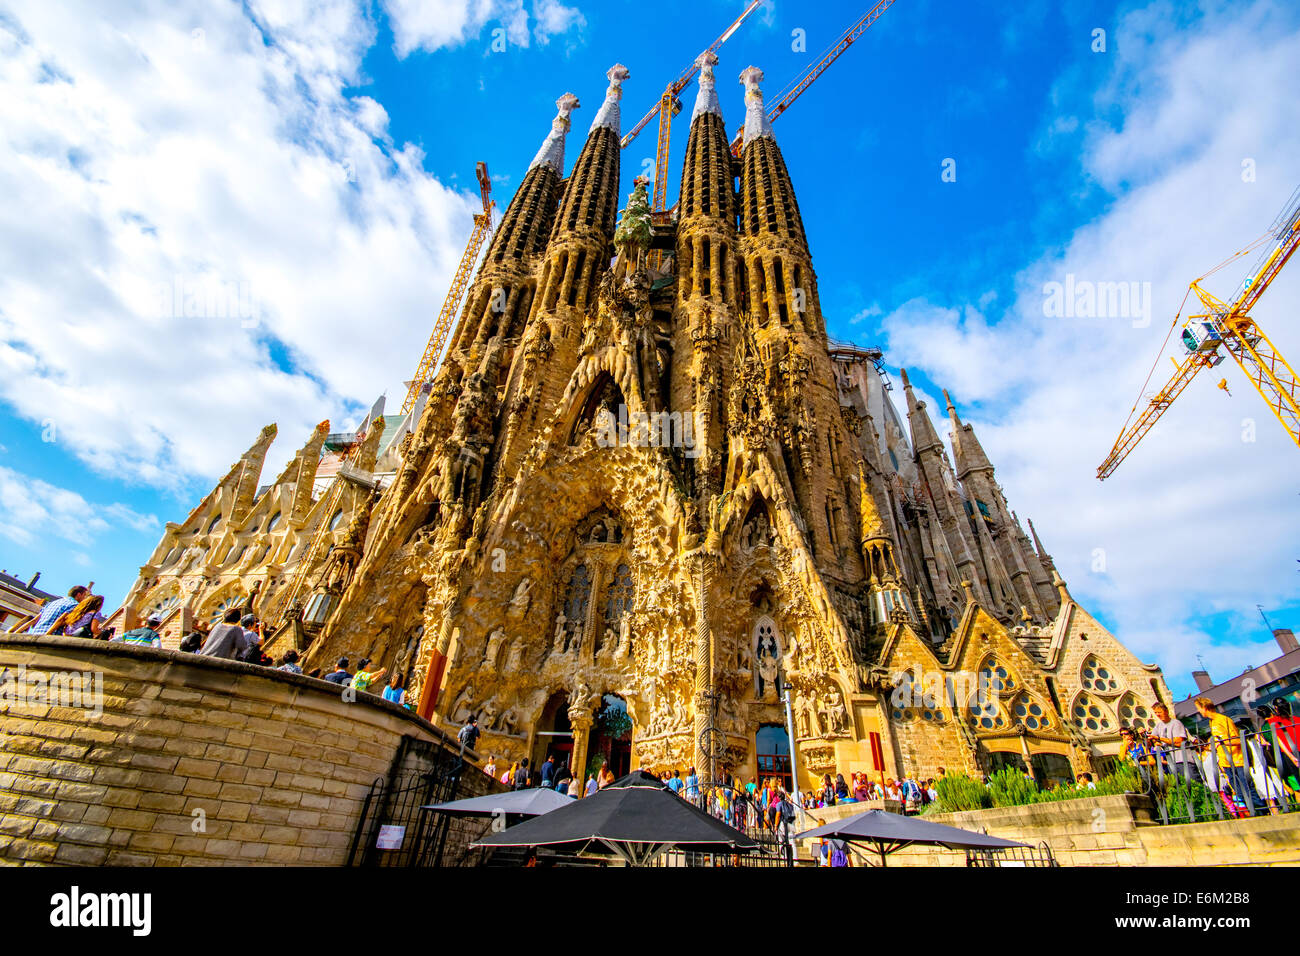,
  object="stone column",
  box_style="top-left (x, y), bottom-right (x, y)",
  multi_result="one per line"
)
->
top-left (571, 716), bottom-right (593, 786)
top-left (691, 549), bottom-right (718, 785)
